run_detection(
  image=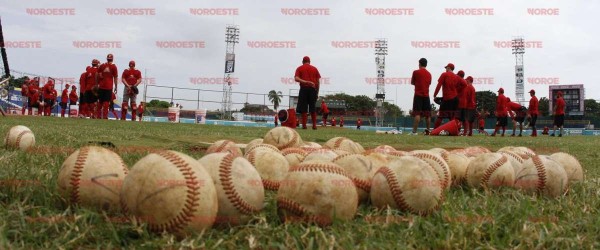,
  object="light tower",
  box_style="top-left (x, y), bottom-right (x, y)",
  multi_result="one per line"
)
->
top-left (374, 39), bottom-right (388, 127)
top-left (512, 37), bottom-right (525, 105)
top-left (222, 25), bottom-right (239, 119)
